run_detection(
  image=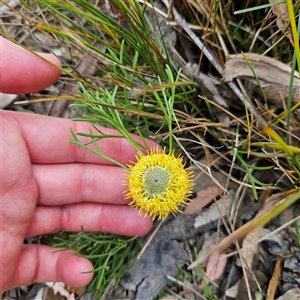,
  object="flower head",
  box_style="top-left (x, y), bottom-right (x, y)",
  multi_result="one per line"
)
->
top-left (125, 148), bottom-right (193, 220)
